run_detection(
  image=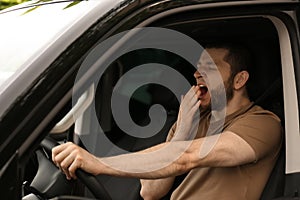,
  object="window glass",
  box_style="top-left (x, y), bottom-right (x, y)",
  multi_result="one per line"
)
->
top-left (0, 1), bottom-right (99, 86)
